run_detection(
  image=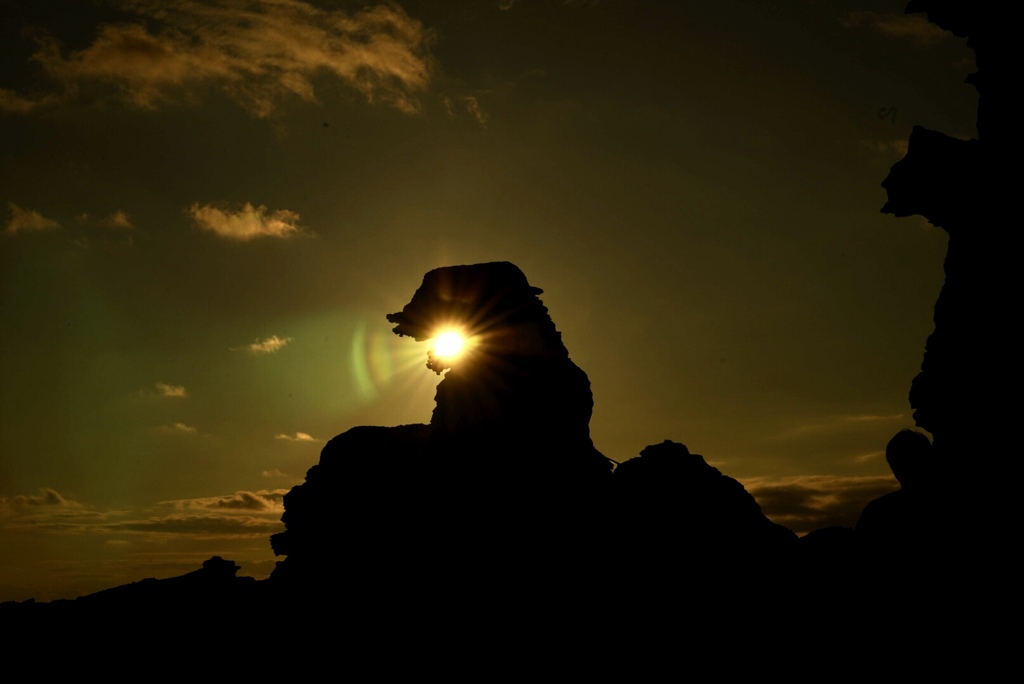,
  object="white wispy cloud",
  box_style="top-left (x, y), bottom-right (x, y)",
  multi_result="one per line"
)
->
top-left (841, 11), bottom-right (950, 45)
top-left (274, 432), bottom-right (321, 442)
top-left (2, 0), bottom-right (433, 117)
top-left (188, 202), bottom-right (306, 241)
top-left (261, 468), bottom-right (289, 479)
top-left (4, 202), bottom-right (59, 236)
top-left (155, 382), bottom-right (187, 398)
top-left (162, 422), bottom-right (197, 434)
top-left (233, 335), bottom-right (293, 355)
